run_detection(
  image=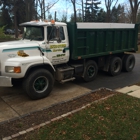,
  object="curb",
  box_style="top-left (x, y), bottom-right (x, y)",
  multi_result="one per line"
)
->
top-left (2, 88), bottom-right (115, 140)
